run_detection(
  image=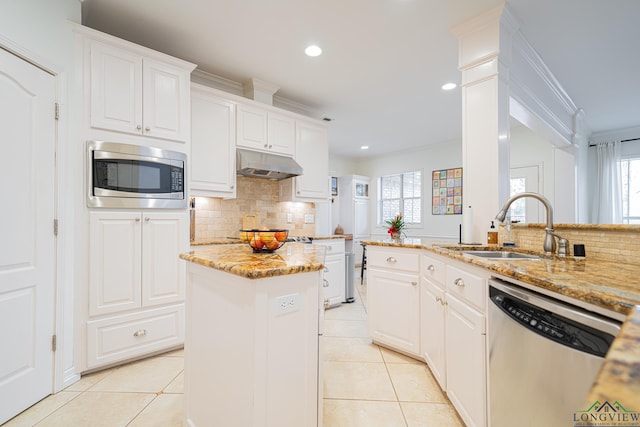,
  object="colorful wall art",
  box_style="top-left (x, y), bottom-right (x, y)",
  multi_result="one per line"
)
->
top-left (431, 167), bottom-right (462, 215)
